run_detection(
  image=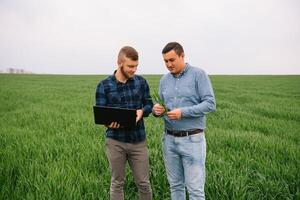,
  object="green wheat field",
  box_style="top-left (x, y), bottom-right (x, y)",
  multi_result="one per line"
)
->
top-left (0, 74), bottom-right (299, 200)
